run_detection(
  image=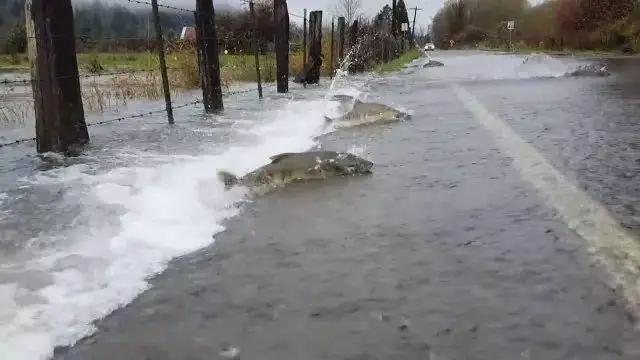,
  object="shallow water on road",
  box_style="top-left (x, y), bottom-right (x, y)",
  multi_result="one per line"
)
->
top-left (0, 78), bottom-right (367, 358)
top-left (2, 50), bottom-right (640, 359)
